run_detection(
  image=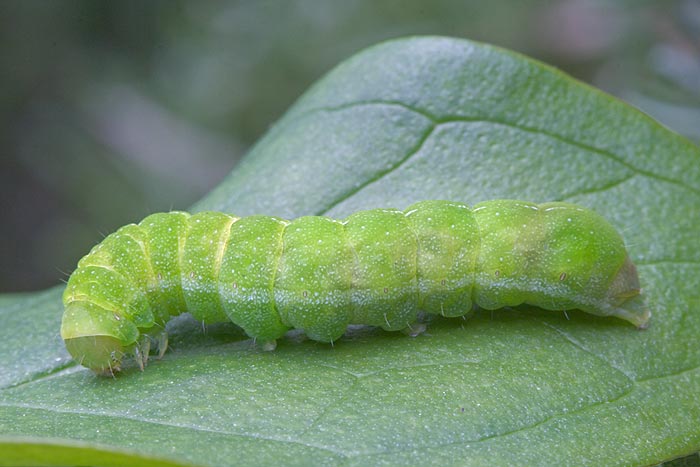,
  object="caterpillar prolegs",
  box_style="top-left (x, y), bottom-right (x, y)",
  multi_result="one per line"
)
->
top-left (61, 200), bottom-right (649, 375)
